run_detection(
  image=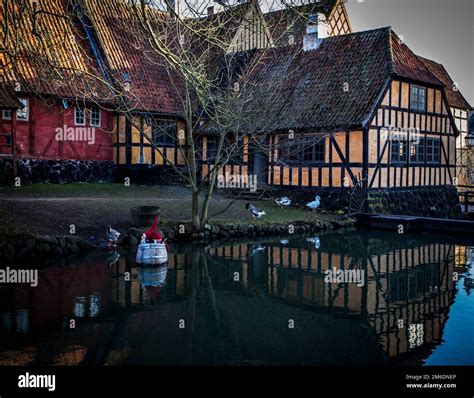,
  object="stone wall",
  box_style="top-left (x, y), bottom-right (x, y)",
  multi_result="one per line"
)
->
top-left (0, 234), bottom-right (94, 261)
top-left (0, 160), bottom-right (14, 185)
top-left (367, 187), bottom-right (463, 219)
top-left (122, 218), bottom-right (355, 246)
top-left (0, 159), bottom-right (115, 185)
